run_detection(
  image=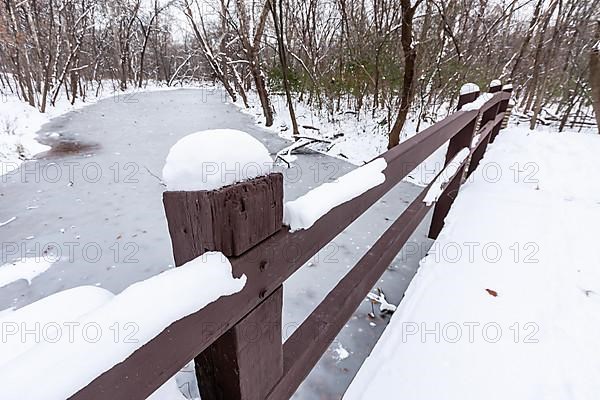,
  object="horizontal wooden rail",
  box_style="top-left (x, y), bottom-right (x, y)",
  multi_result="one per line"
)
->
top-left (71, 87), bottom-right (513, 400)
top-left (268, 165), bottom-right (444, 399)
top-left (268, 92), bottom-right (511, 399)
